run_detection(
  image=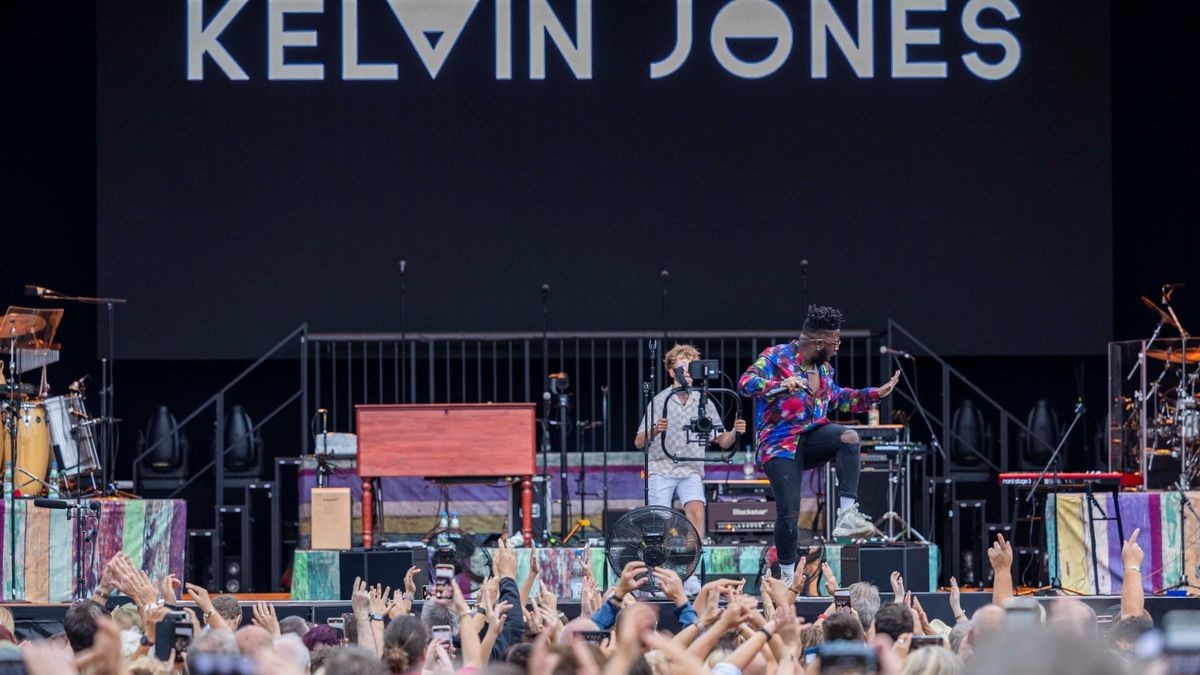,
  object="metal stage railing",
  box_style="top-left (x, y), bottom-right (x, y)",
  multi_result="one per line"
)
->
top-left (883, 320), bottom-right (1069, 585)
top-left (304, 329), bottom-right (881, 456)
top-left (131, 324), bottom-right (309, 593)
